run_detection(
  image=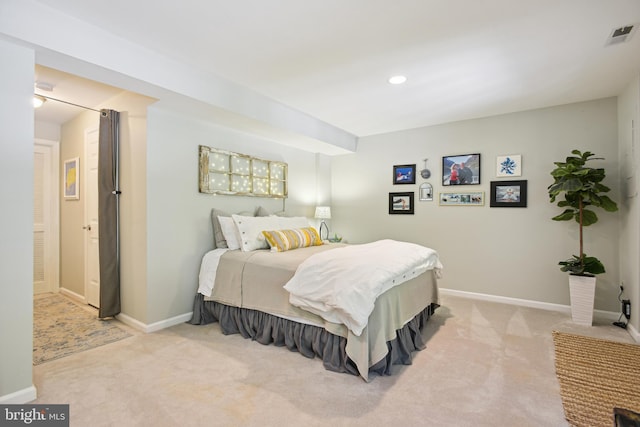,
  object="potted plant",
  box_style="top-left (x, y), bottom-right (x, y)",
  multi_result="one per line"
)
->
top-left (548, 150), bottom-right (618, 325)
